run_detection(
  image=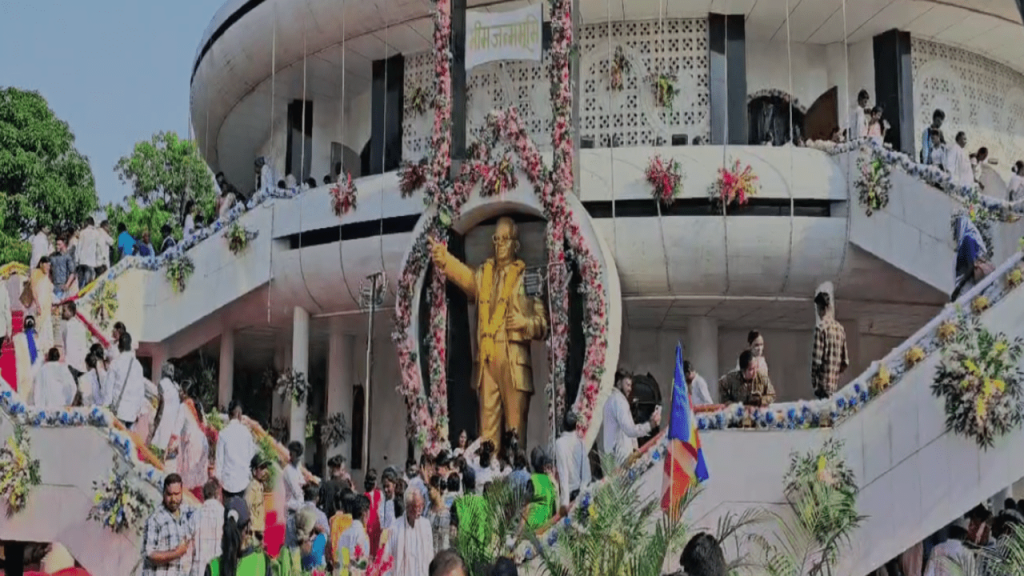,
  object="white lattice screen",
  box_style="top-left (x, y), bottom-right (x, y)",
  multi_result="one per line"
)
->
top-left (402, 18), bottom-right (710, 160)
top-left (912, 39), bottom-right (1024, 166)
